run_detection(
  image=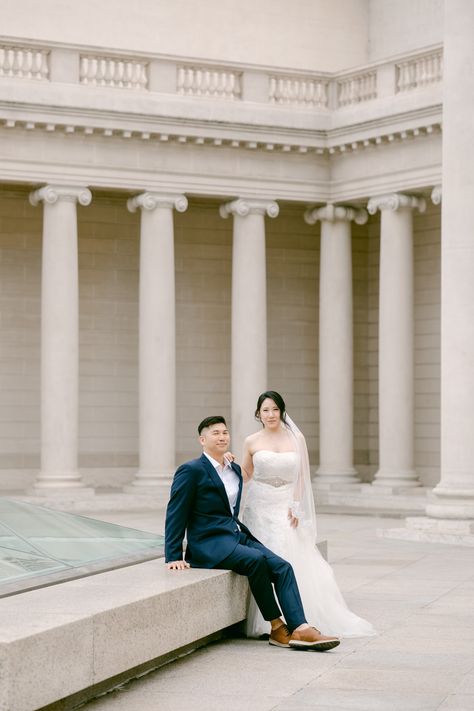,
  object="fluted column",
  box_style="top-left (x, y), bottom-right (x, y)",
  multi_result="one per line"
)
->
top-left (29, 185), bottom-right (93, 494)
top-left (427, 0), bottom-right (474, 521)
top-left (220, 198), bottom-right (279, 453)
top-left (368, 193), bottom-right (425, 491)
top-left (305, 204), bottom-right (367, 487)
top-left (124, 192), bottom-right (188, 493)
